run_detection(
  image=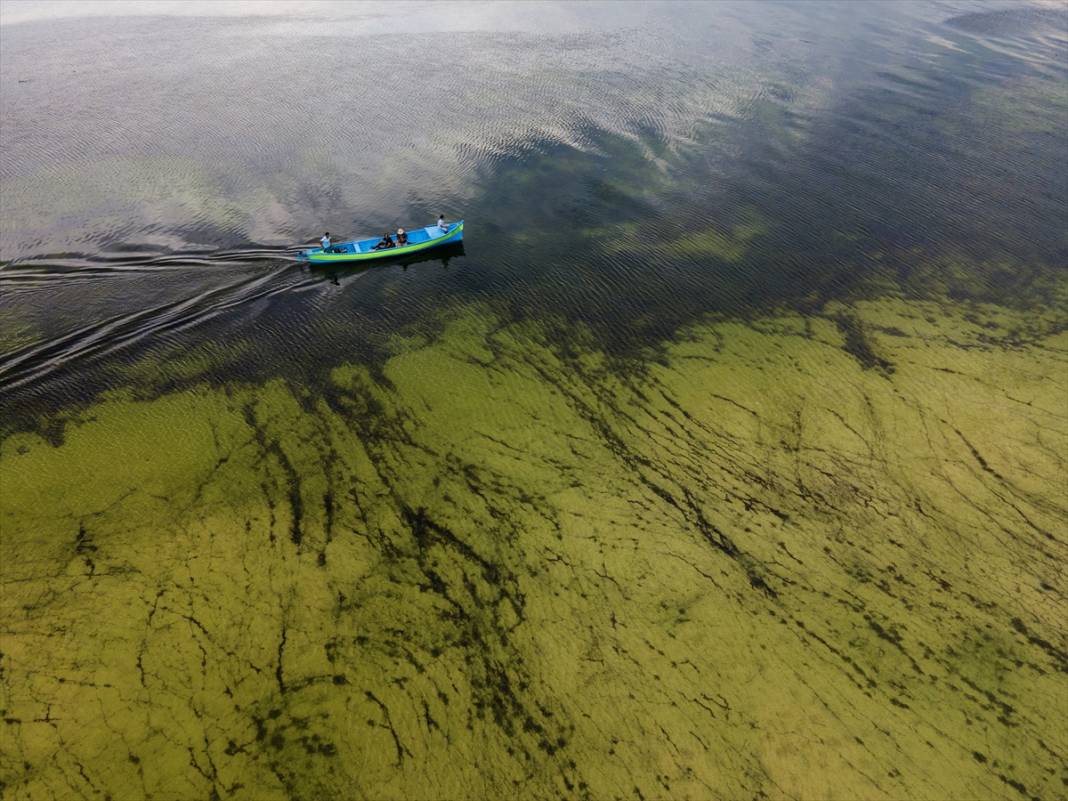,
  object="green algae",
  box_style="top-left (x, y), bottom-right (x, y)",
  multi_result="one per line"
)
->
top-left (666, 207), bottom-right (768, 263)
top-left (957, 75), bottom-right (1068, 139)
top-left (116, 338), bottom-right (255, 391)
top-left (583, 205), bottom-right (769, 269)
top-left (1, 288), bottom-right (1066, 800)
